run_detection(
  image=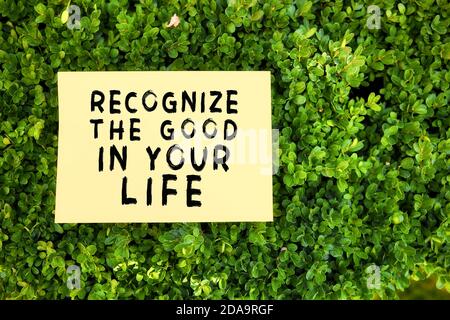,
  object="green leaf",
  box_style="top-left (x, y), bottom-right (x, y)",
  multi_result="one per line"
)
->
top-left (400, 158), bottom-right (414, 170)
top-left (226, 23), bottom-right (235, 33)
top-left (337, 179), bottom-right (348, 192)
top-left (283, 175), bottom-right (294, 187)
top-left (54, 223), bottom-right (64, 234)
top-left (168, 49), bottom-right (178, 58)
top-left (441, 43), bottom-right (450, 60)
top-left (34, 4), bottom-right (46, 15)
top-left (298, 1), bottom-right (313, 16)
top-left (380, 51), bottom-right (396, 65)
top-left (294, 95), bottom-right (306, 105)
top-left (87, 245), bottom-right (97, 255)
top-left (61, 9), bottom-right (69, 24)
top-left (50, 256), bottom-right (65, 269)
top-left (251, 10), bottom-right (264, 21)
top-left (413, 104), bottom-right (427, 115)
top-left (304, 27), bottom-right (317, 39)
